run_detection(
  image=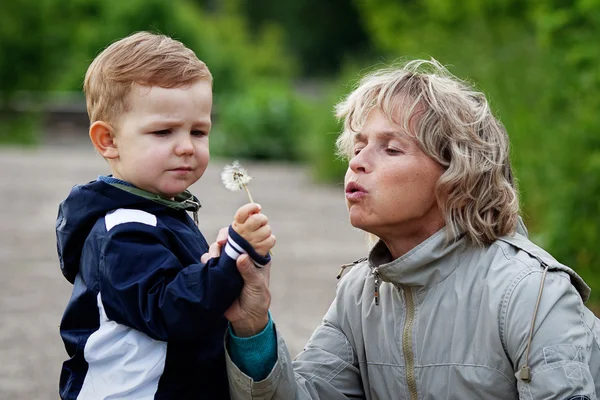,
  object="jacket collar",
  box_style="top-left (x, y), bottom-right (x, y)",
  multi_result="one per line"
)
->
top-left (368, 228), bottom-right (467, 289)
top-left (109, 182), bottom-right (201, 212)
